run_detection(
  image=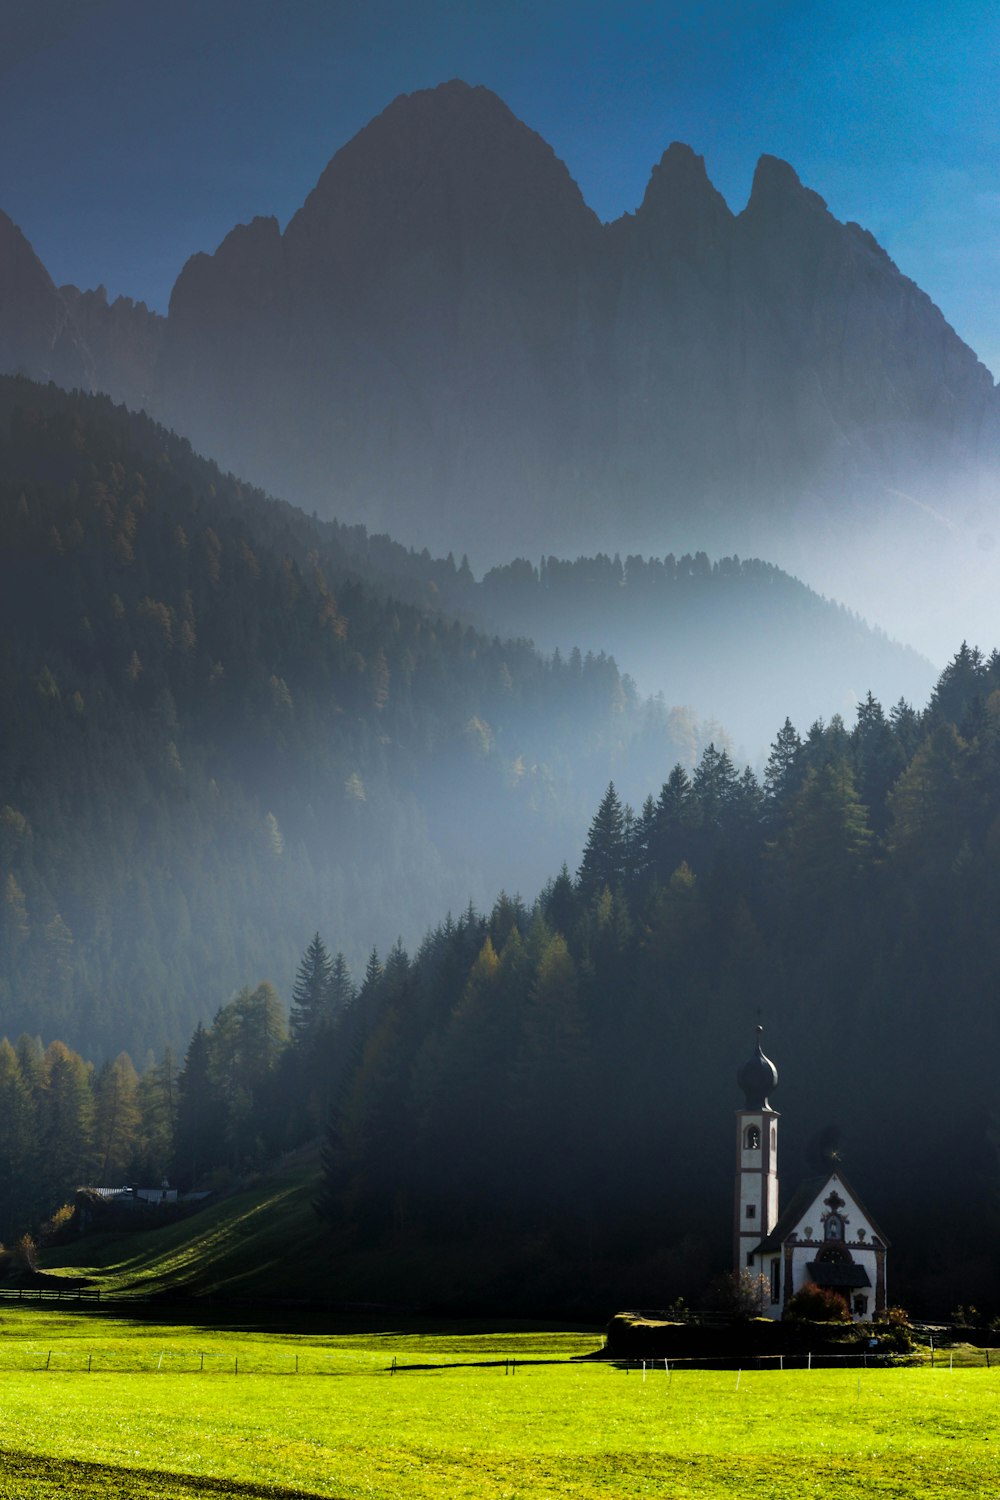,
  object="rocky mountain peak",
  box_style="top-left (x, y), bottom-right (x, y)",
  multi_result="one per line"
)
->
top-left (169, 215), bottom-right (283, 324)
top-left (300, 79), bottom-right (593, 219)
top-left (641, 142), bottom-right (727, 209)
top-left (743, 153), bottom-right (829, 220)
top-left (632, 141), bottom-right (733, 264)
top-left (283, 79), bottom-right (598, 290)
